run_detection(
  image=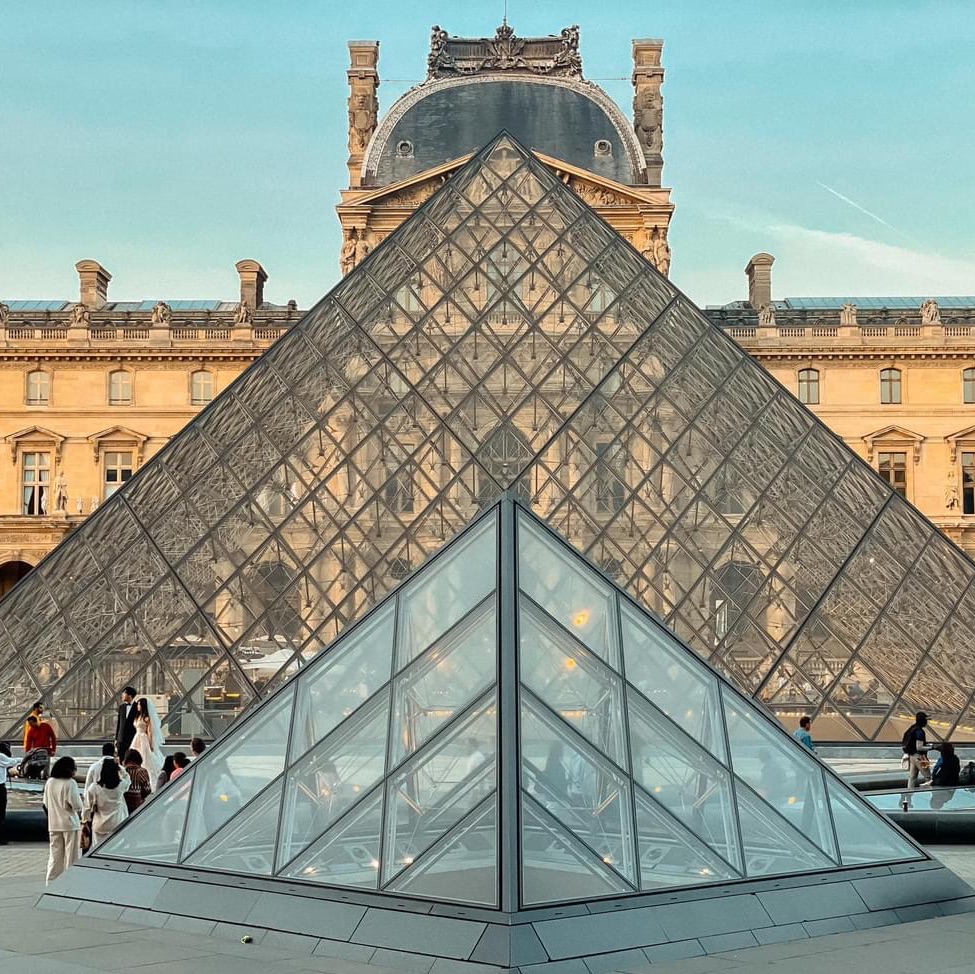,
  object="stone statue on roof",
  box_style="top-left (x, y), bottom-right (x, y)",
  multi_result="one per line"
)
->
top-left (0, 302), bottom-right (8, 327)
top-left (234, 301), bottom-right (252, 325)
top-left (758, 303), bottom-right (776, 327)
top-left (427, 25), bottom-right (452, 78)
top-left (921, 299), bottom-right (941, 325)
top-left (840, 303), bottom-right (858, 327)
top-left (150, 301), bottom-right (172, 326)
top-left (67, 302), bottom-right (91, 326)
